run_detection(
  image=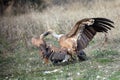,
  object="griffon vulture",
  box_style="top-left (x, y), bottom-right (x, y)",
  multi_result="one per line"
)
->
top-left (49, 18), bottom-right (114, 56)
top-left (31, 31), bottom-right (71, 64)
